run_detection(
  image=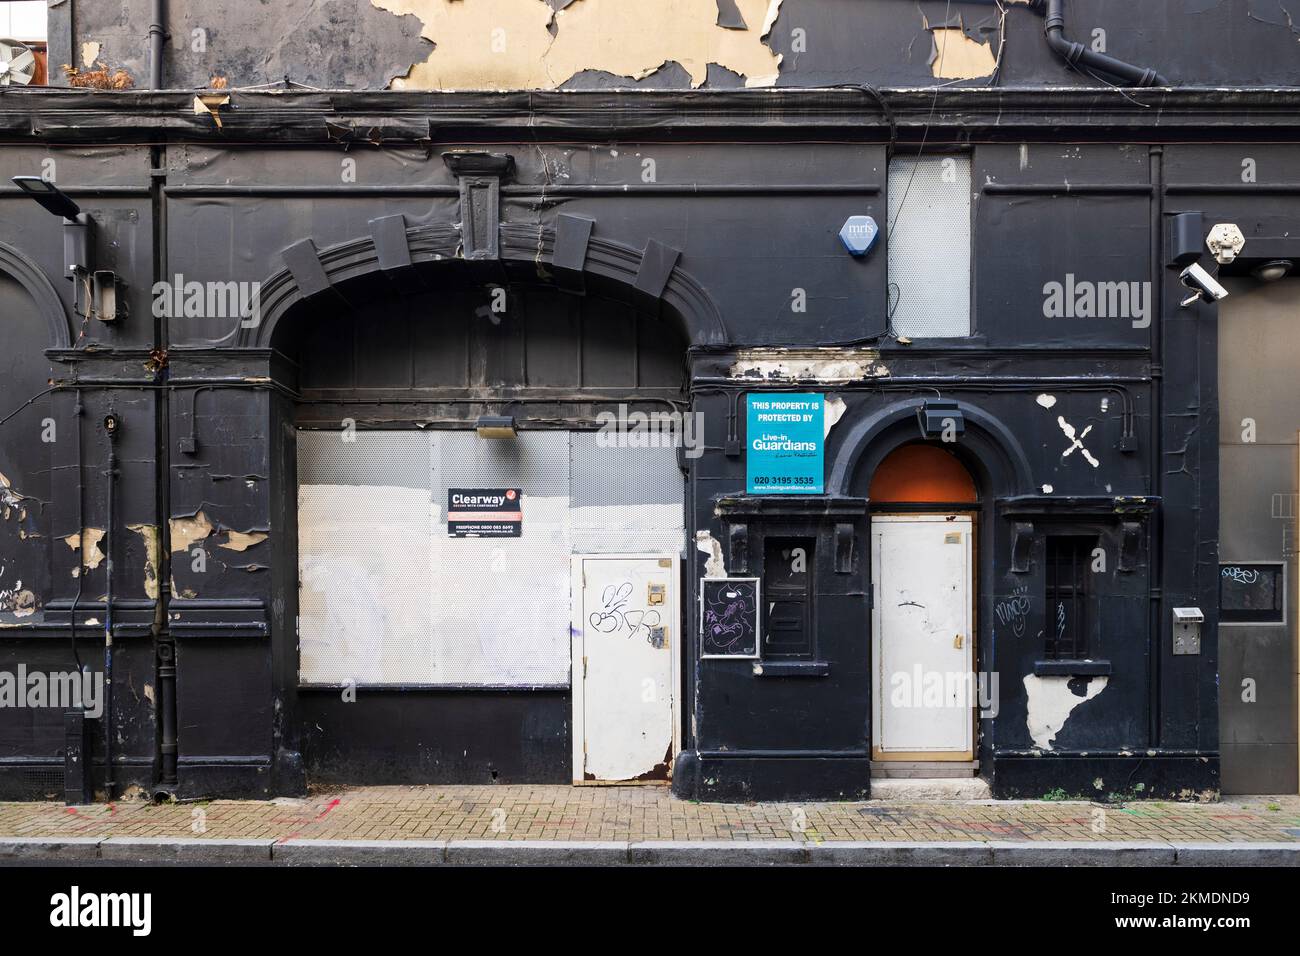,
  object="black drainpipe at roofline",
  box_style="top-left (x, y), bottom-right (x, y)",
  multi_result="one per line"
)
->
top-left (878, 0), bottom-right (1170, 88)
top-left (1039, 0), bottom-right (1168, 87)
top-left (148, 0), bottom-right (166, 89)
